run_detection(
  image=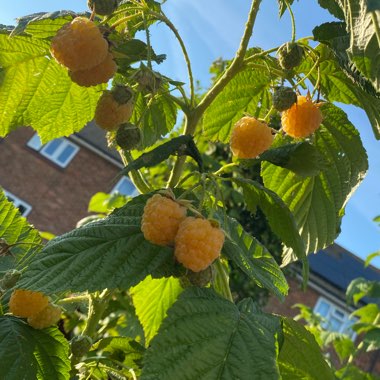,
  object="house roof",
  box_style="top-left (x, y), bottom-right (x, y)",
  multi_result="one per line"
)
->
top-left (75, 122), bottom-right (122, 162)
top-left (309, 243), bottom-right (380, 295)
